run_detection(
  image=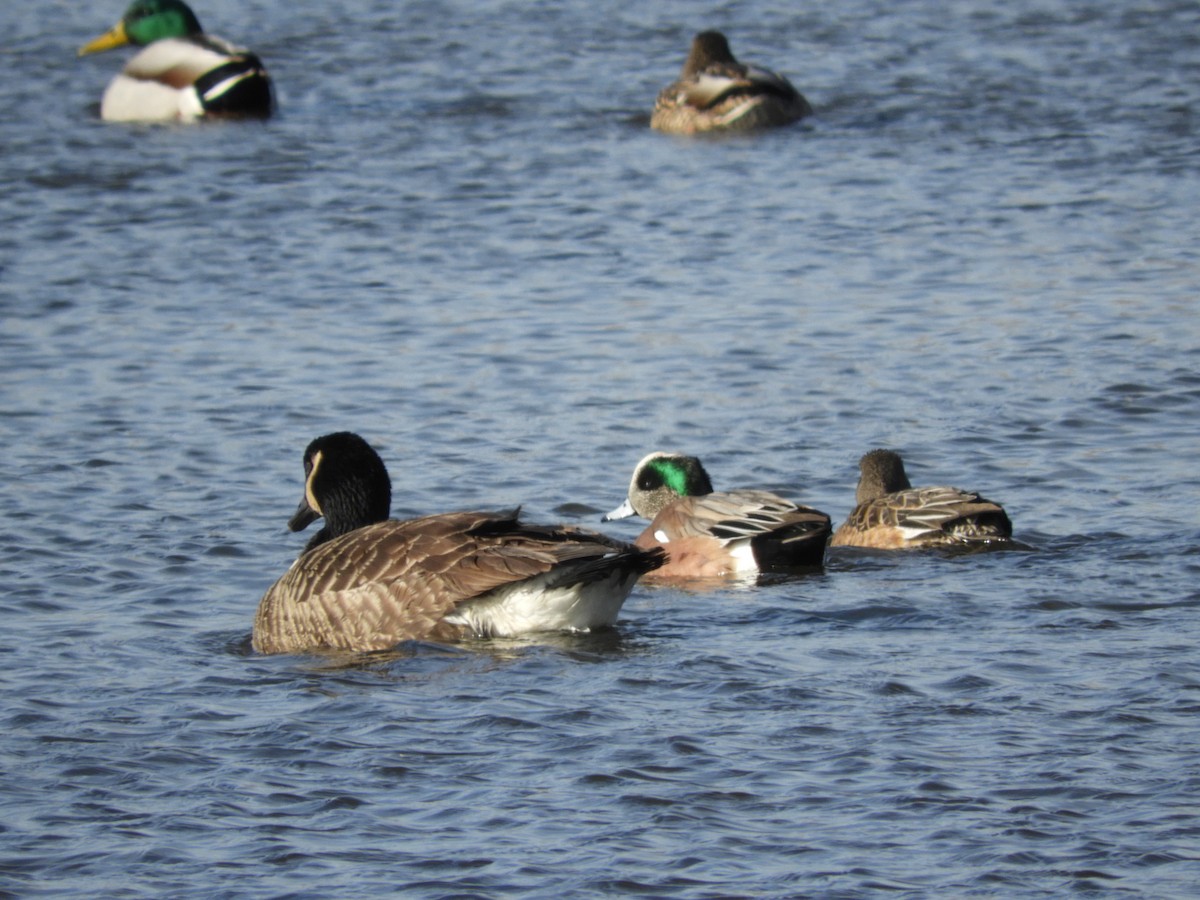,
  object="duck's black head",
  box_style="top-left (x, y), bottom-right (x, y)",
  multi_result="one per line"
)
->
top-left (289, 431), bottom-right (392, 551)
